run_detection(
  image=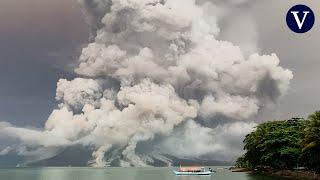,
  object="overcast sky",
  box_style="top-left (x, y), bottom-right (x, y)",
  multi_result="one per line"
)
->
top-left (0, 0), bottom-right (319, 128)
